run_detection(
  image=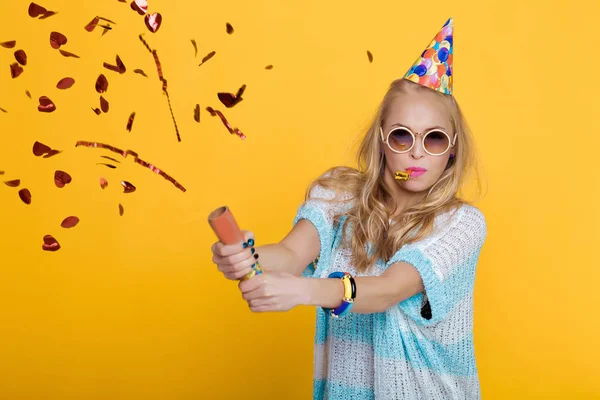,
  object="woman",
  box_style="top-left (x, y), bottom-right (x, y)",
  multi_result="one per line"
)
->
top-left (211, 17), bottom-right (487, 400)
